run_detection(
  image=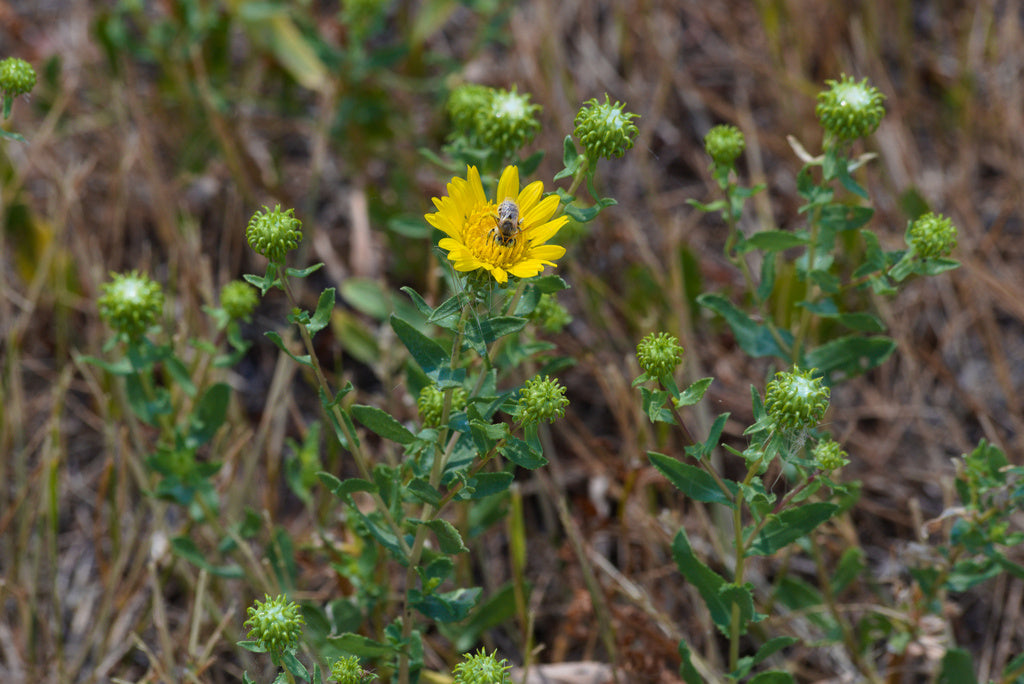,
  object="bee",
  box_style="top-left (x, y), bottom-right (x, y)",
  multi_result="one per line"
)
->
top-left (490, 199), bottom-right (522, 246)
